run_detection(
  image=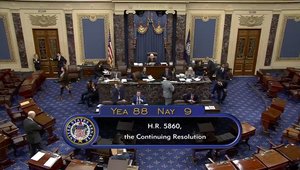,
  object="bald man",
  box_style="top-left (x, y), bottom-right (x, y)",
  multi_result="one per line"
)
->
top-left (23, 111), bottom-right (43, 157)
